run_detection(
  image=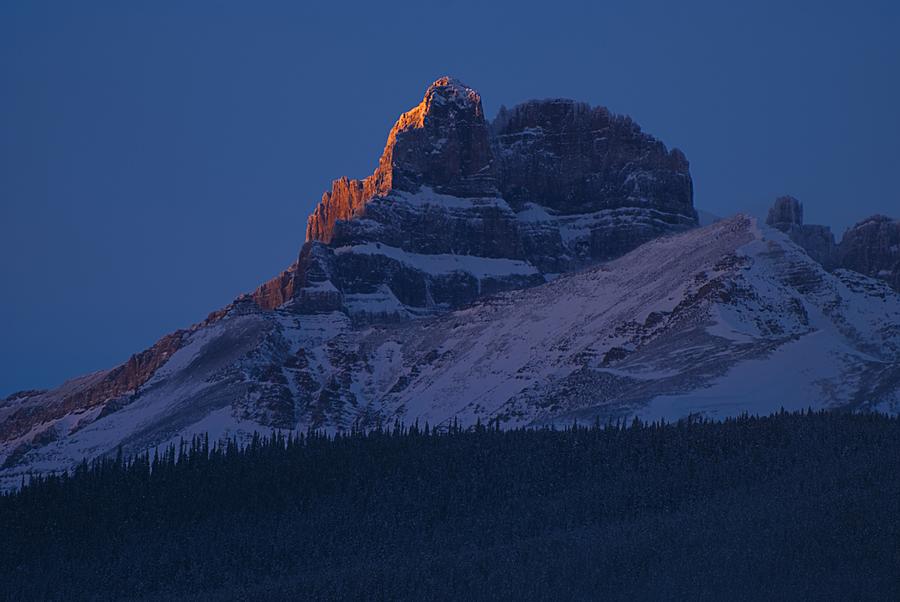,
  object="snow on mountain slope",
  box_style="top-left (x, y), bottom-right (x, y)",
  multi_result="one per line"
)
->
top-left (4, 216), bottom-right (898, 488)
top-left (350, 215), bottom-right (900, 427)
